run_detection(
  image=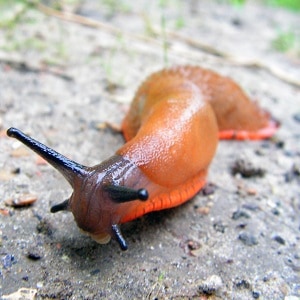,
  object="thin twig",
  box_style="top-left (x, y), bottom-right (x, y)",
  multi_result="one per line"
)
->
top-left (37, 3), bottom-right (300, 87)
top-left (37, 3), bottom-right (160, 46)
top-left (160, 29), bottom-right (300, 87)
